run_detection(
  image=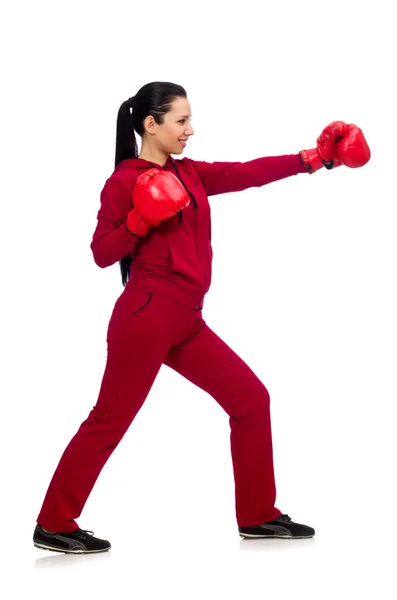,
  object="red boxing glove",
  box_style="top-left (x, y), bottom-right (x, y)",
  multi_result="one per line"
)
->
top-left (125, 208), bottom-right (152, 237)
top-left (126, 168), bottom-right (190, 234)
top-left (300, 121), bottom-right (370, 173)
top-left (316, 121), bottom-right (347, 168)
top-left (336, 124), bottom-right (371, 168)
top-left (300, 121), bottom-right (346, 173)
